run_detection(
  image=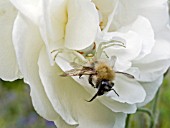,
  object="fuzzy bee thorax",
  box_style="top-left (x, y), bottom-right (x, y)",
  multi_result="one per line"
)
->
top-left (95, 62), bottom-right (115, 81)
